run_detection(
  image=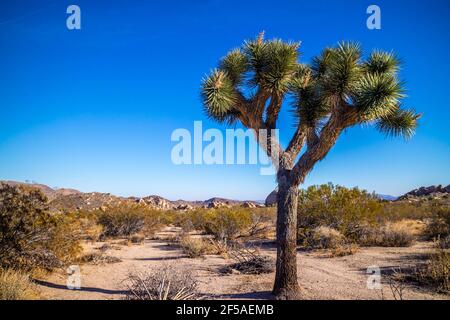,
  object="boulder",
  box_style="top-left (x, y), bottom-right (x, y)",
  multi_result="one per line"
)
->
top-left (206, 201), bottom-right (230, 209)
top-left (175, 204), bottom-right (193, 211)
top-left (140, 196), bottom-right (174, 210)
top-left (242, 202), bottom-right (257, 208)
top-left (265, 189), bottom-right (278, 207)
